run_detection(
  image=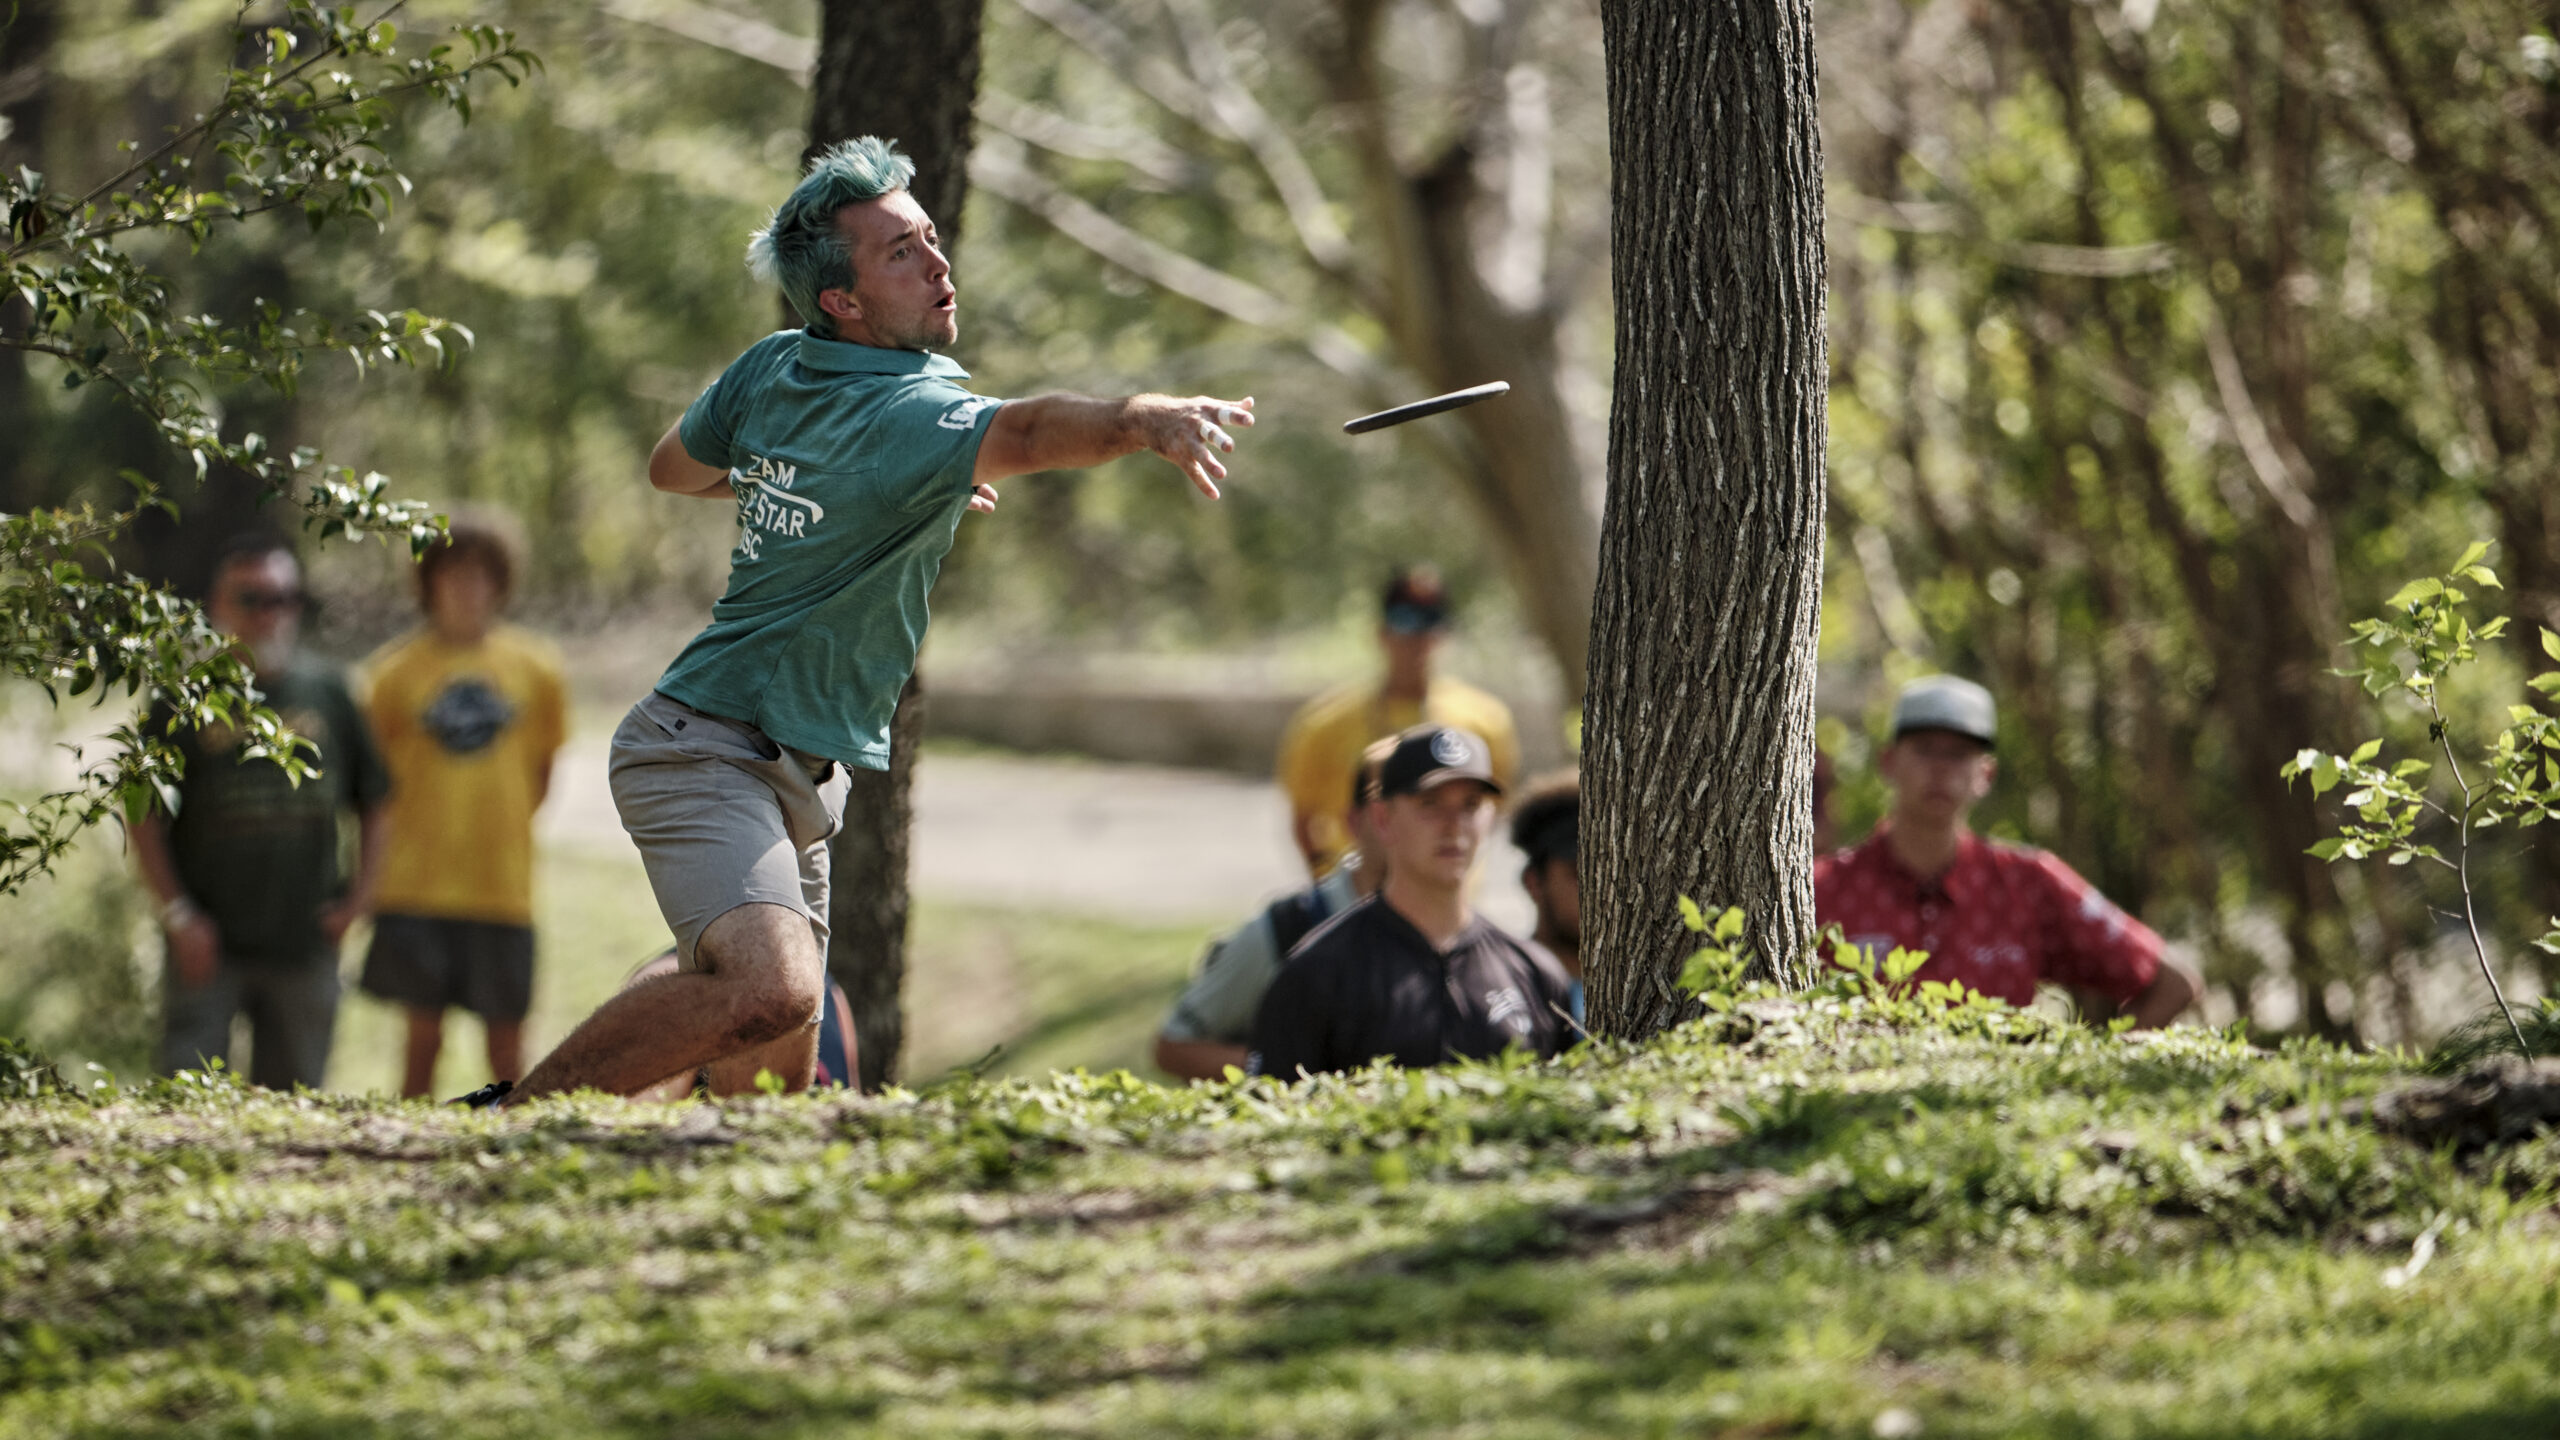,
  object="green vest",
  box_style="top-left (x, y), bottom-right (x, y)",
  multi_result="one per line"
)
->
top-left (660, 329), bottom-right (1001, 768)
